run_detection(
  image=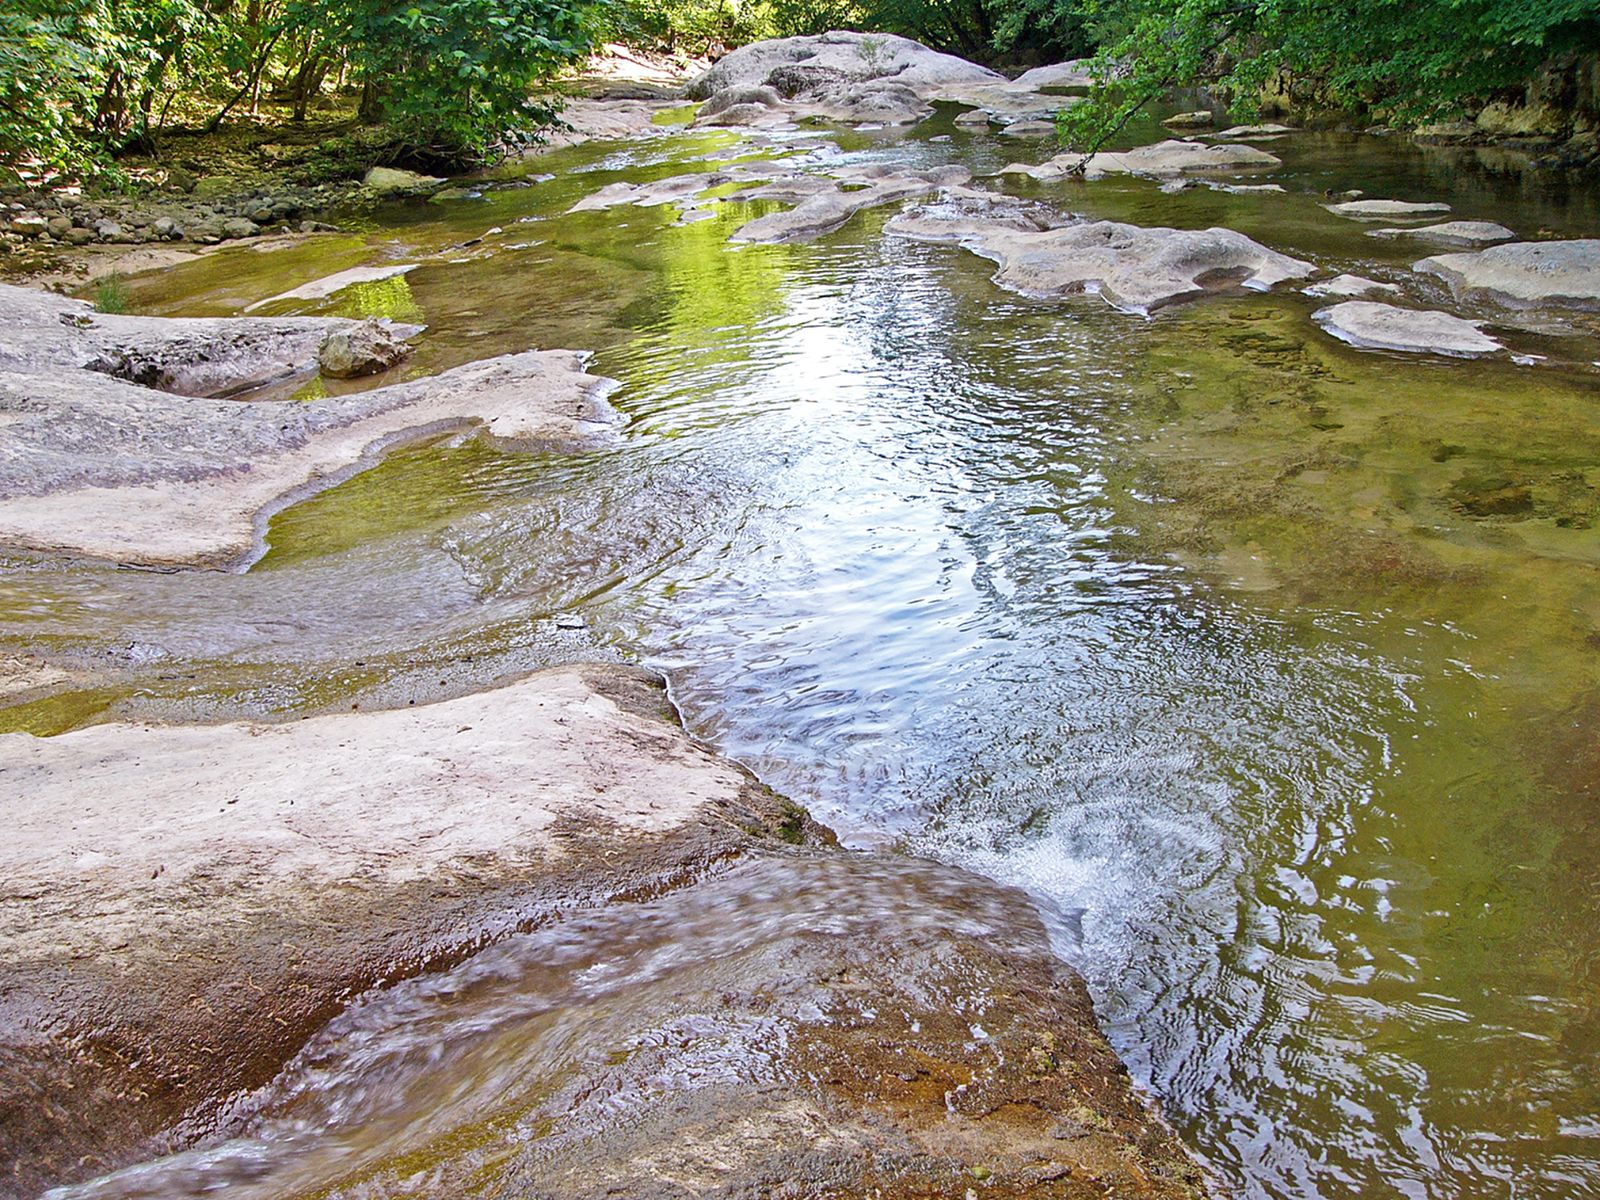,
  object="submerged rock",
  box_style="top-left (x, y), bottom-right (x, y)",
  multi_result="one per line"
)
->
top-left (0, 285), bottom-right (611, 568)
top-left (1325, 198), bottom-right (1452, 220)
top-left (1366, 220), bottom-right (1515, 247)
top-left (888, 194), bottom-right (1312, 312)
top-left (1313, 300), bottom-right (1503, 356)
top-left (1305, 273), bottom-right (1403, 299)
top-left (1004, 138), bottom-right (1280, 182)
top-left (1414, 239), bottom-right (1600, 310)
top-left (0, 665), bottom-right (1210, 1200)
top-left (241, 262), bottom-right (420, 312)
